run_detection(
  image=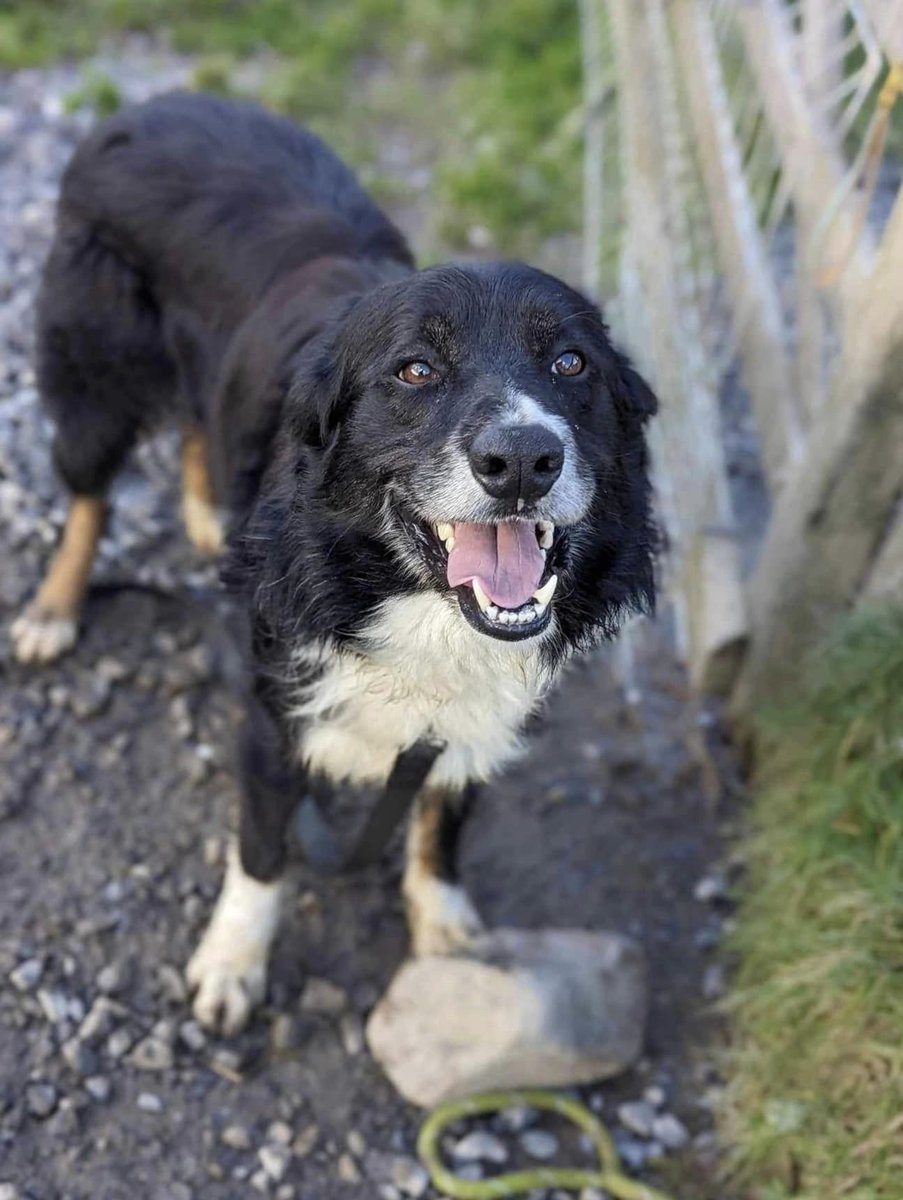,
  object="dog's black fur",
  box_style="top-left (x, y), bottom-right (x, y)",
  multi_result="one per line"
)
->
top-left (32, 91), bottom-right (657, 1029)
